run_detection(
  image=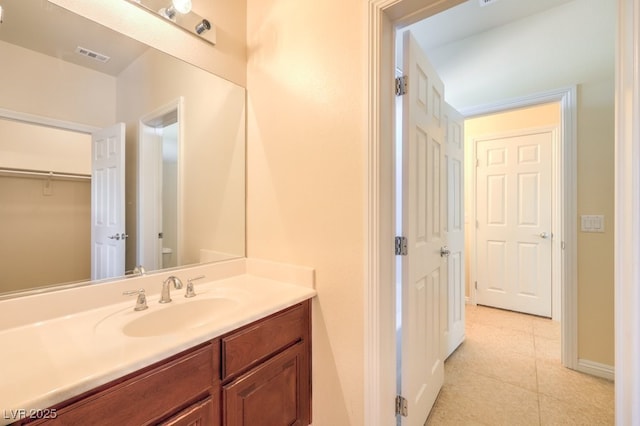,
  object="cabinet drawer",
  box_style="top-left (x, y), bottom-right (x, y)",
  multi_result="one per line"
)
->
top-left (45, 344), bottom-right (215, 425)
top-left (159, 396), bottom-right (218, 426)
top-left (222, 302), bottom-right (308, 381)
